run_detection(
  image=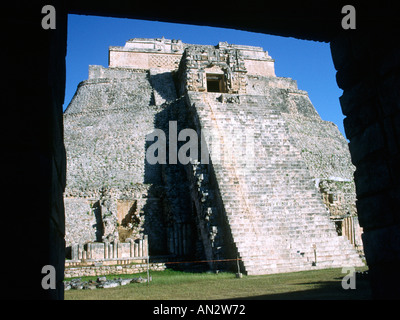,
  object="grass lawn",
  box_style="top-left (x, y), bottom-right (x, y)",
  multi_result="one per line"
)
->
top-left (64, 266), bottom-right (371, 300)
